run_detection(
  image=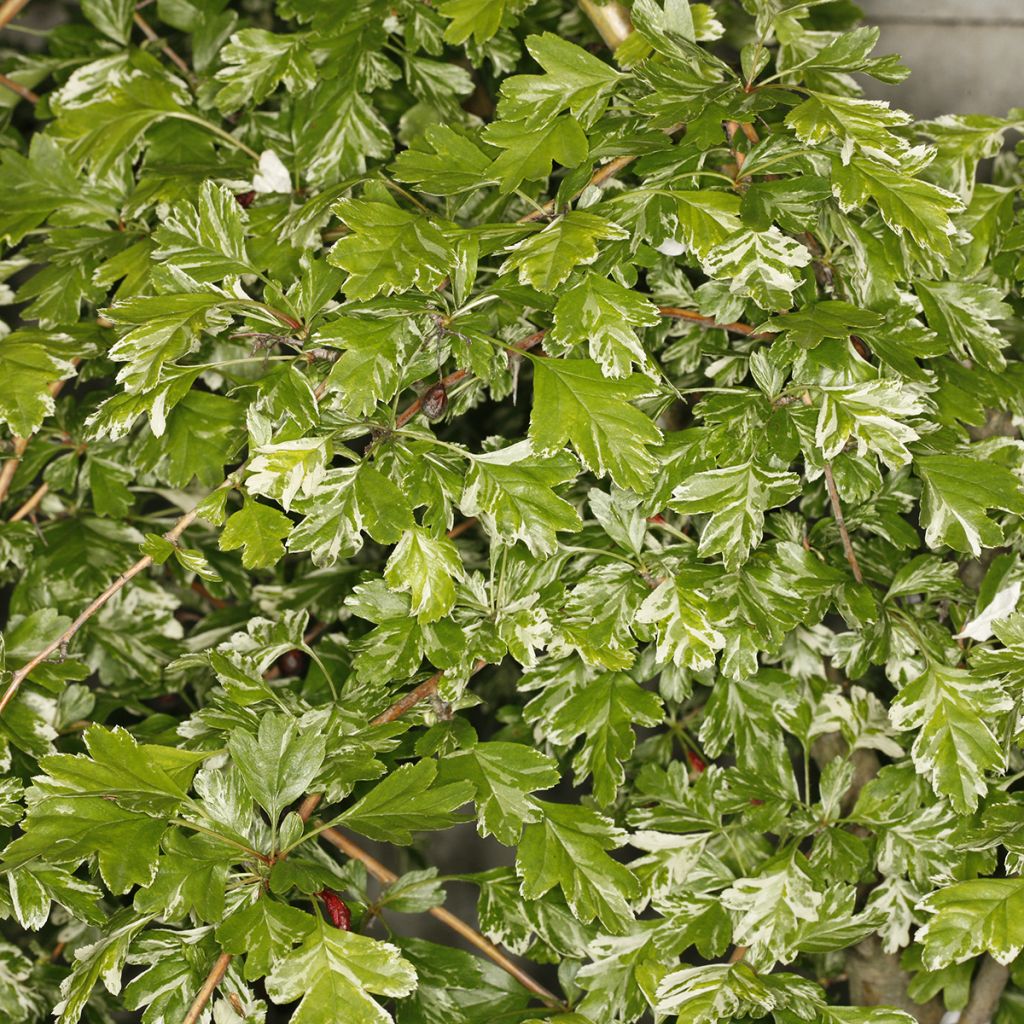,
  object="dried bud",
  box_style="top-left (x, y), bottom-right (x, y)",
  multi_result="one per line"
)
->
top-left (276, 650), bottom-right (306, 676)
top-left (318, 889), bottom-right (351, 930)
top-left (421, 382), bottom-right (448, 421)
